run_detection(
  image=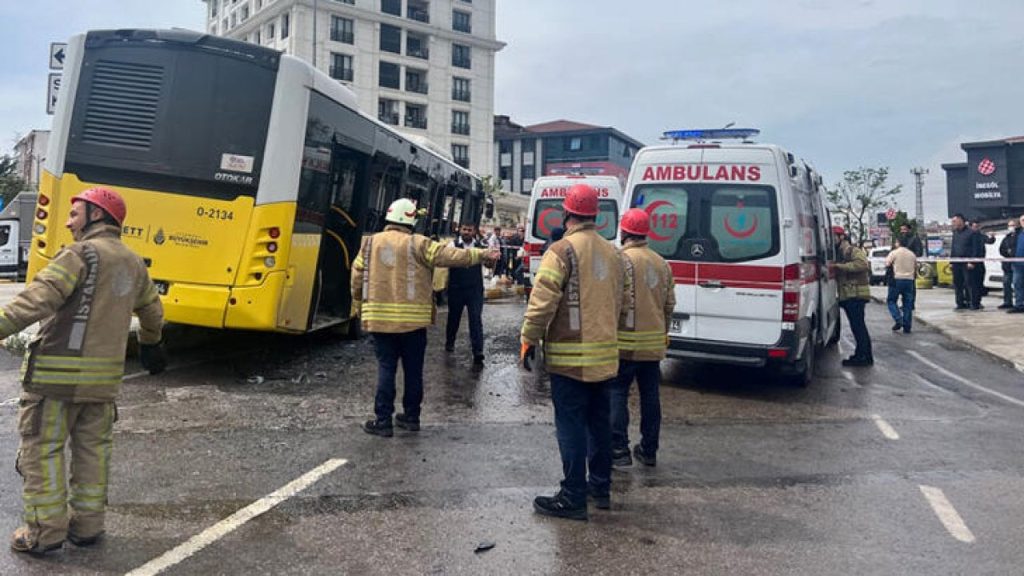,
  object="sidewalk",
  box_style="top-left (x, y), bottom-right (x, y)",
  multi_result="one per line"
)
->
top-left (870, 284), bottom-right (1024, 373)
